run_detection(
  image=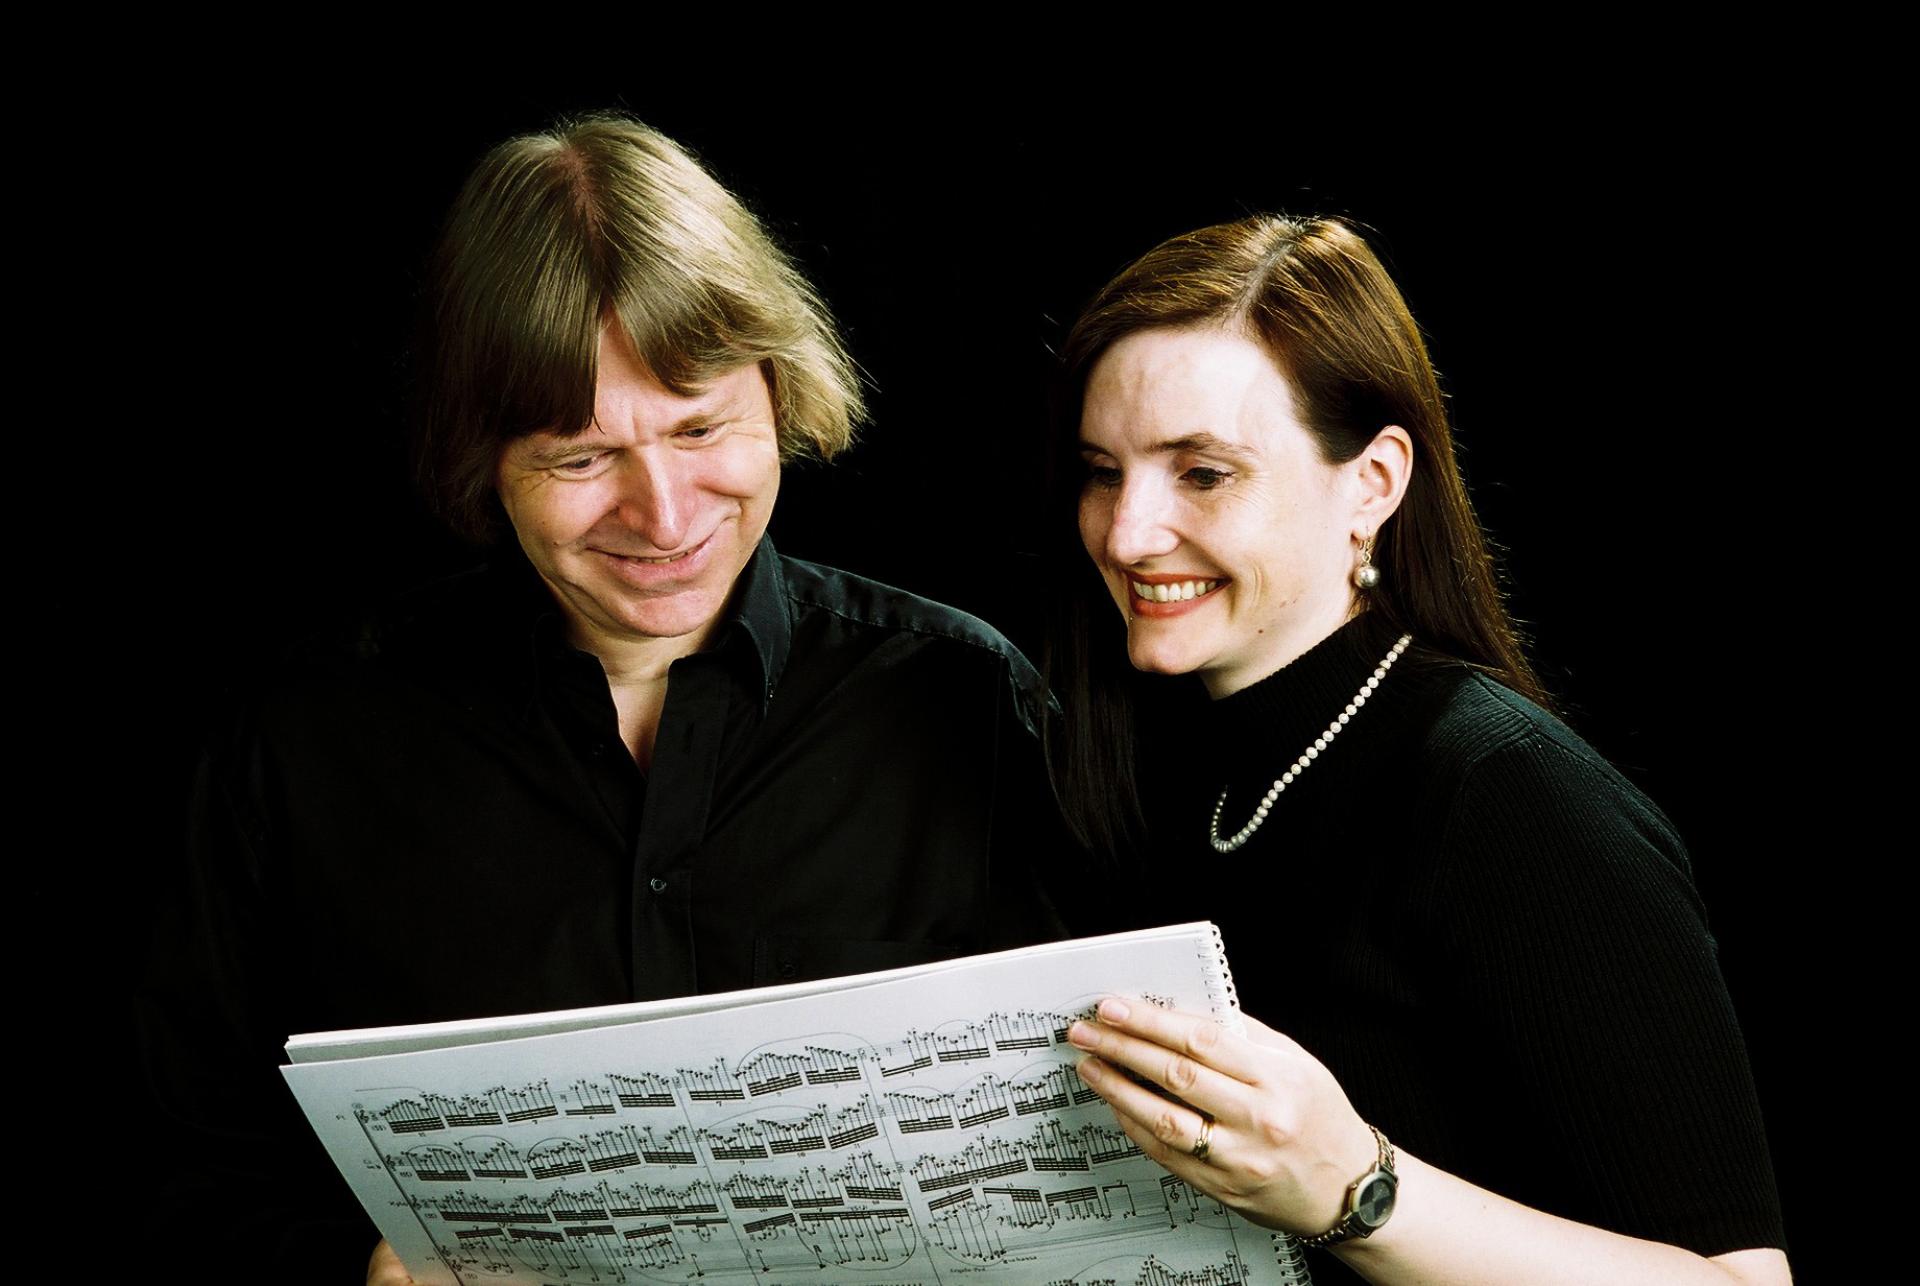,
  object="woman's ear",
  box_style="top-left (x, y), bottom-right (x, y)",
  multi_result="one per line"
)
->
top-left (1351, 424), bottom-right (1413, 535)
